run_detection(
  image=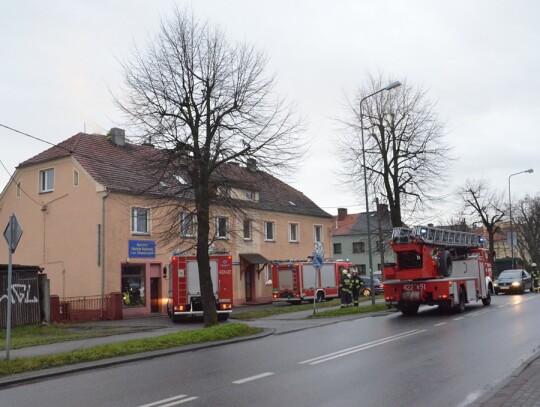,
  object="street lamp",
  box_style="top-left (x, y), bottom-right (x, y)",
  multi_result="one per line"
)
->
top-left (508, 168), bottom-right (533, 269)
top-left (360, 81), bottom-right (401, 304)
